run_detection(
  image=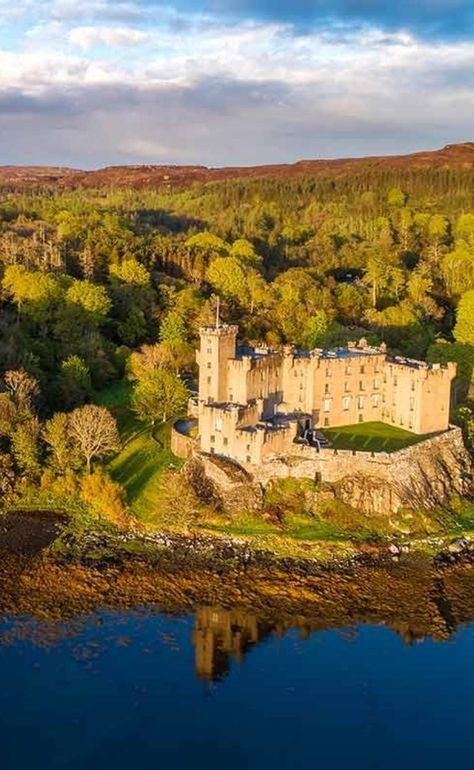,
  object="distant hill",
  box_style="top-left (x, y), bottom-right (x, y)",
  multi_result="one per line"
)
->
top-left (0, 142), bottom-right (473, 190)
